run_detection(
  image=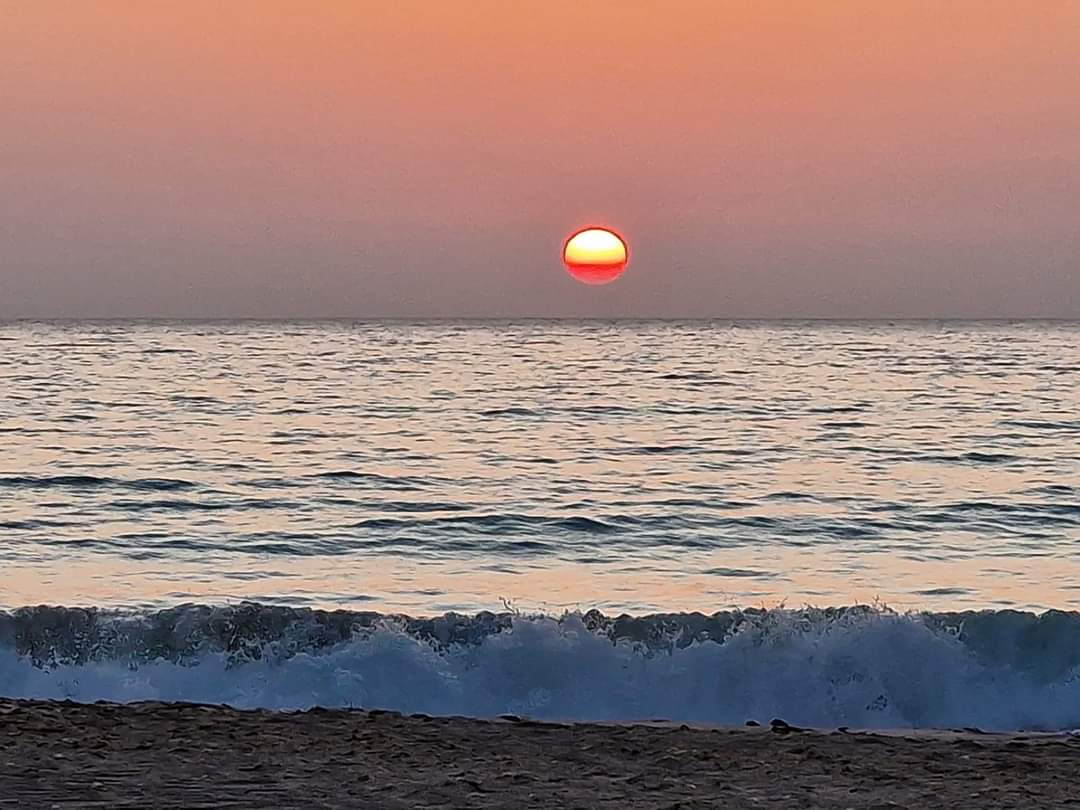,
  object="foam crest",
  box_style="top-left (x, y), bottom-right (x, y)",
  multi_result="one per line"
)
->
top-left (3, 605), bottom-right (1080, 731)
